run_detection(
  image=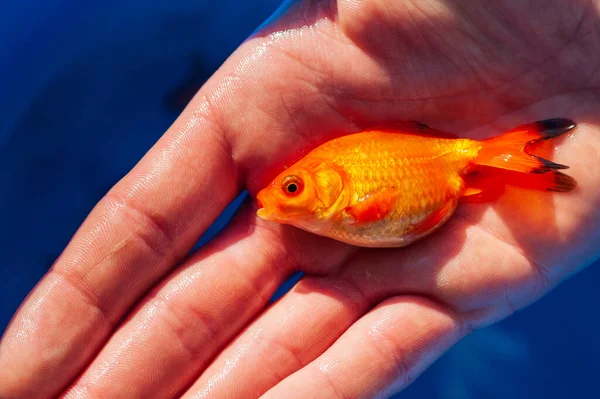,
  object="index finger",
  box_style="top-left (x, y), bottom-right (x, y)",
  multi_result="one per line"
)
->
top-left (0, 55), bottom-right (249, 398)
